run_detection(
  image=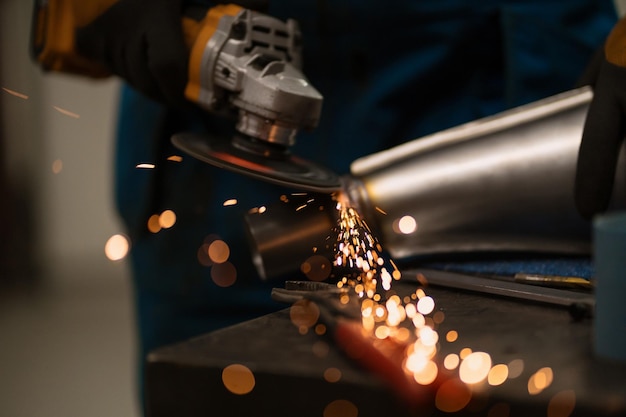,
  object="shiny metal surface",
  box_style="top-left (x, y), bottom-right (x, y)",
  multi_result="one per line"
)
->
top-left (347, 87), bottom-right (624, 260)
top-left (171, 132), bottom-right (342, 192)
top-left (195, 9), bottom-right (322, 147)
top-left (246, 87), bottom-right (626, 280)
top-left (245, 194), bottom-right (336, 280)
